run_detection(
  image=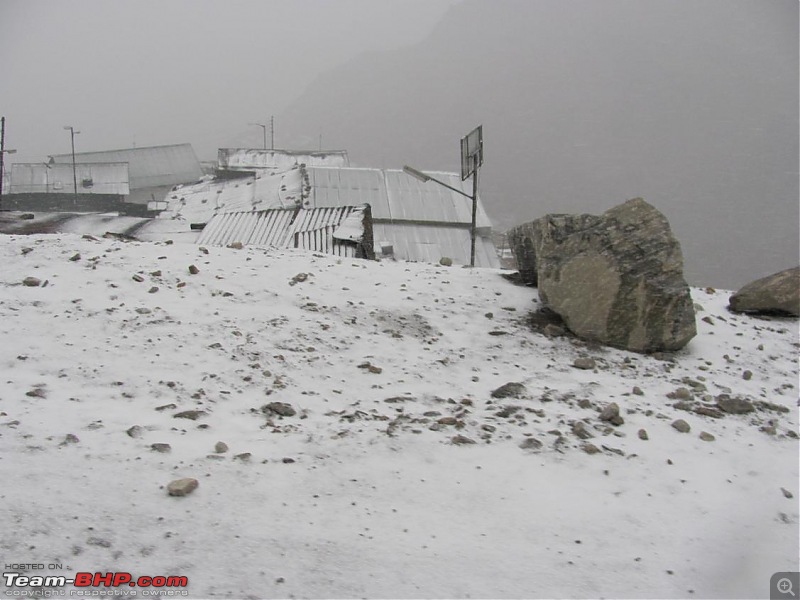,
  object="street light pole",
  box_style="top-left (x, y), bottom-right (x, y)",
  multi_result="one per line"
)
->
top-left (63, 125), bottom-right (80, 205)
top-left (403, 165), bottom-right (479, 267)
top-left (249, 122), bottom-right (267, 150)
